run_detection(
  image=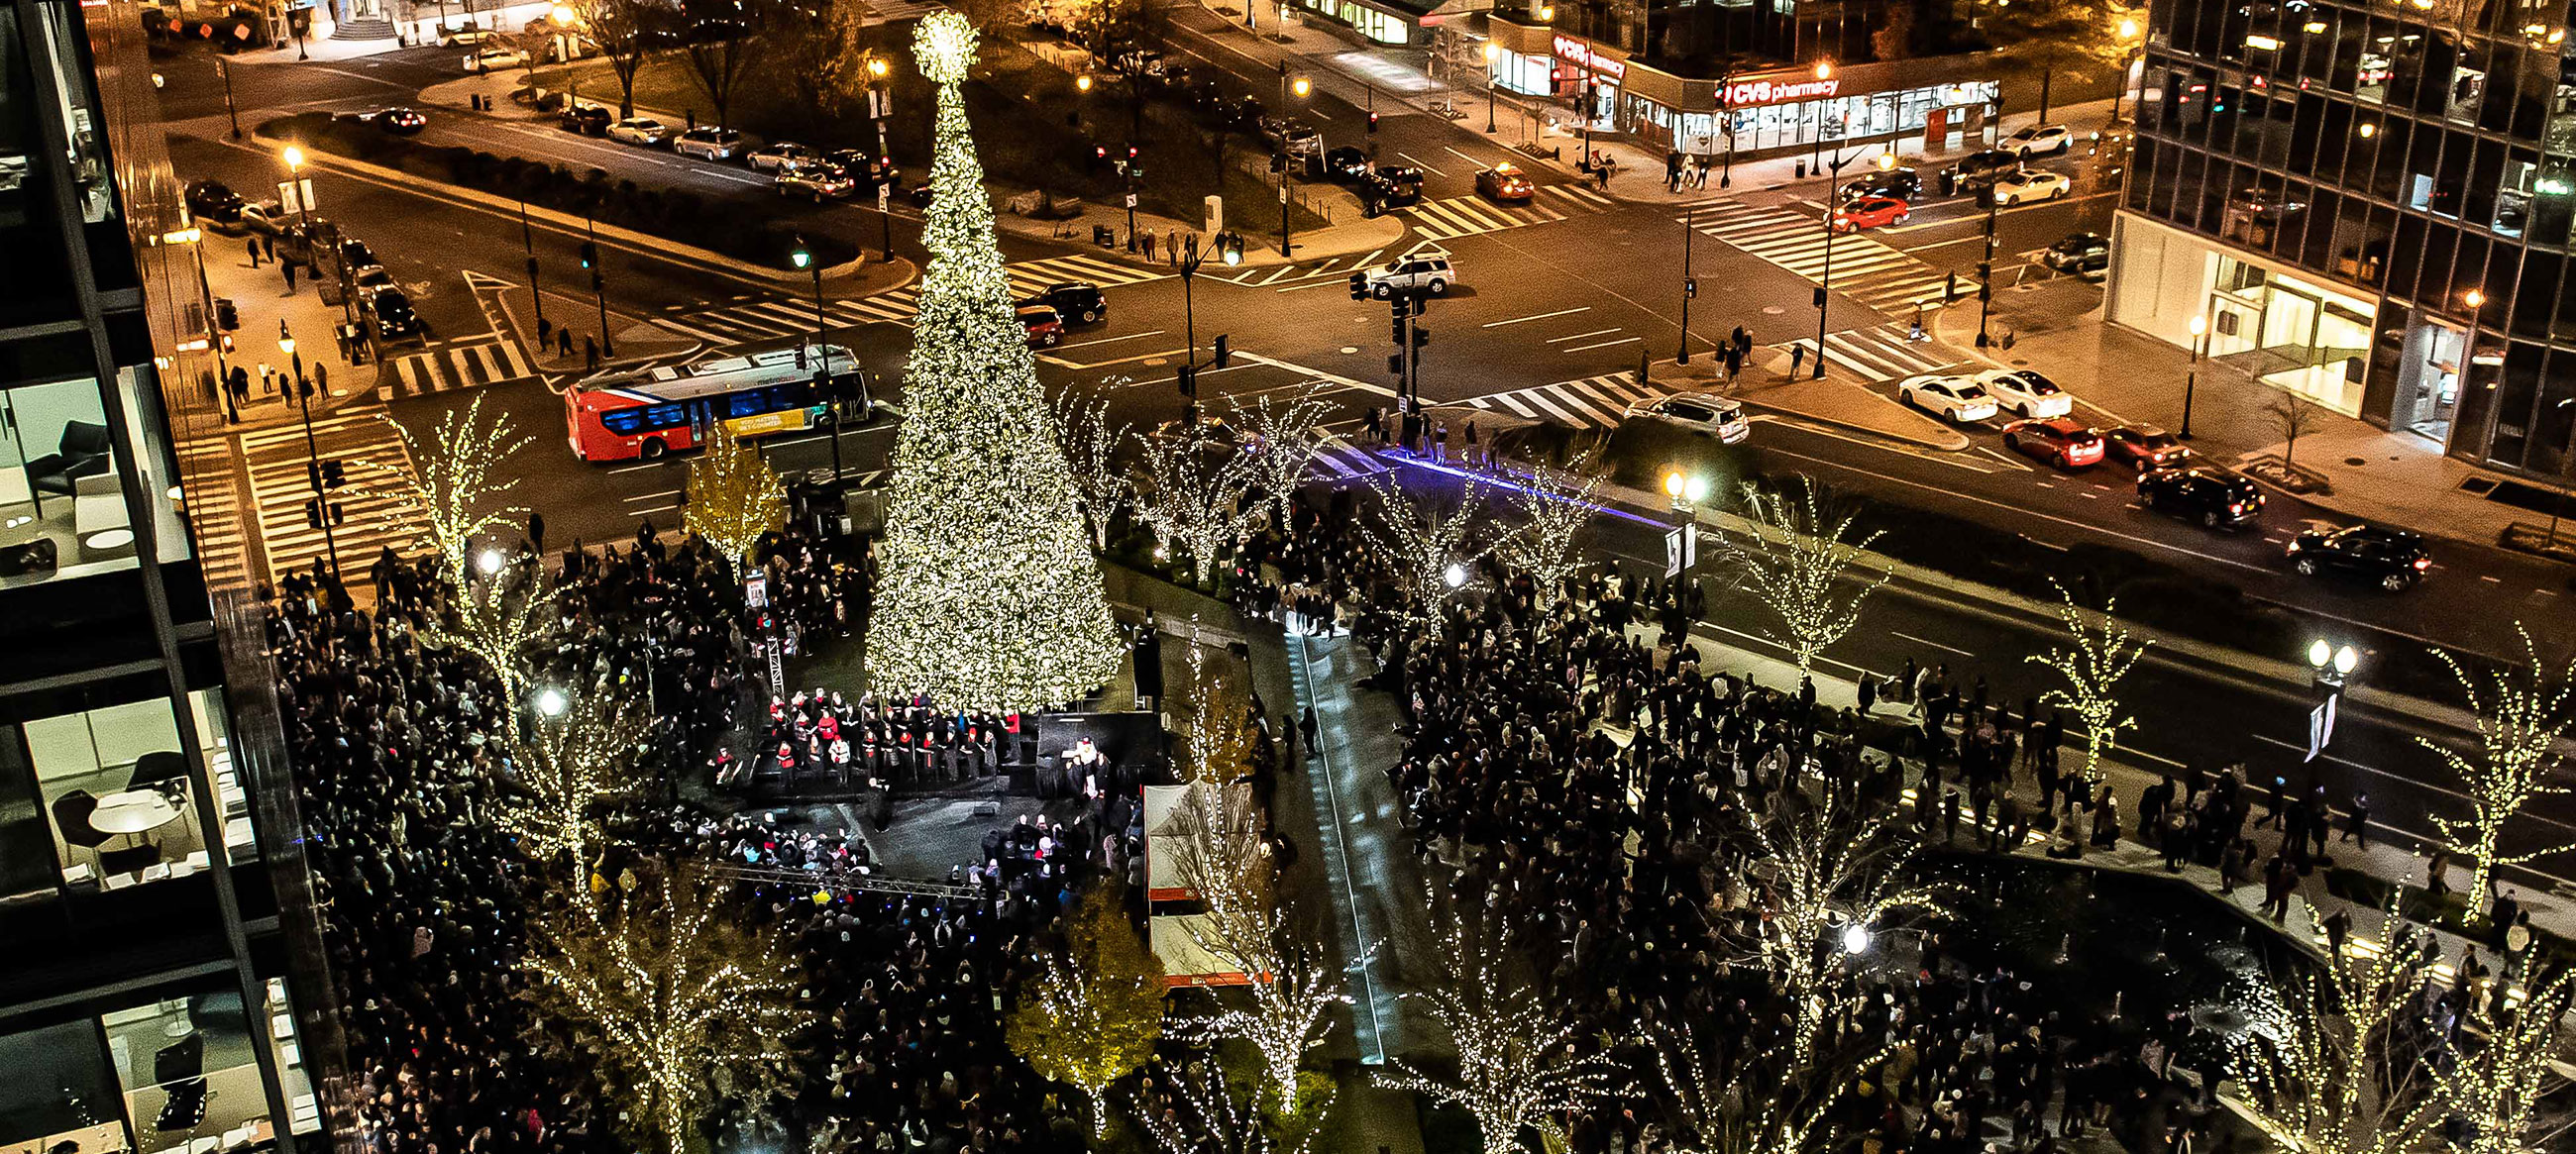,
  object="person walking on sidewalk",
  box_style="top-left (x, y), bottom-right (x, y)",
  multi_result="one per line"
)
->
top-left (558, 327), bottom-right (575, 360)
top-left (2339, 789), bottom-right (2371, 848)
top-left (1788, 343), bottom-right (1805, 376)
top-left (247, 237), bottom-right (262, 268)
top-left (282, 261), bottom-right (297, 291)
top-left (584, 335), bottom-right (599, 370)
